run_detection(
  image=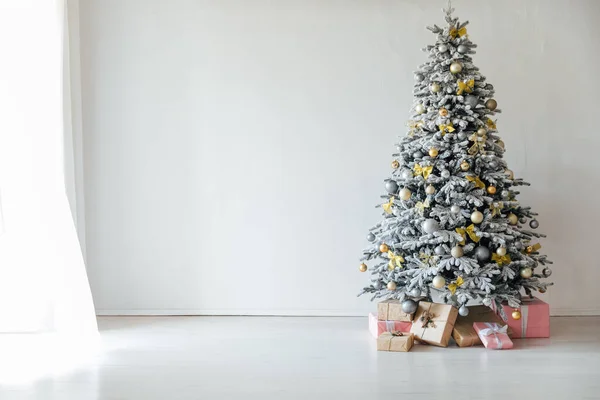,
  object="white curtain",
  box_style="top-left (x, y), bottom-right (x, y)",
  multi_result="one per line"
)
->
top-left (0, 0), bottom-right (97, 335)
